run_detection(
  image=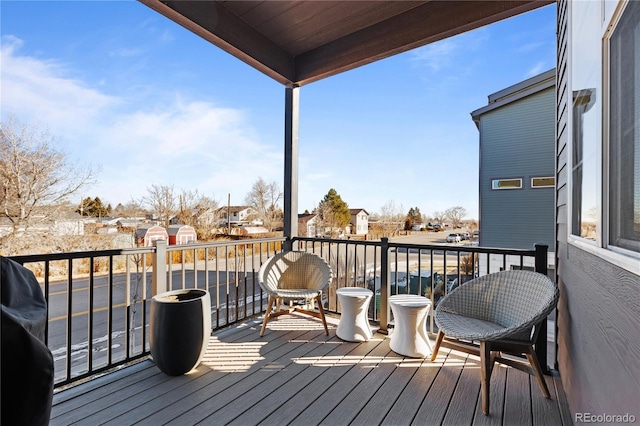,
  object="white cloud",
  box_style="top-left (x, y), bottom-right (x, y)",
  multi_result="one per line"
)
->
top-left (409, 28), bottom-right (489, 72)
top-left (0, 35), bottom-right (282, 207)
top-left (526, 62), bottom-right (547, 77)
